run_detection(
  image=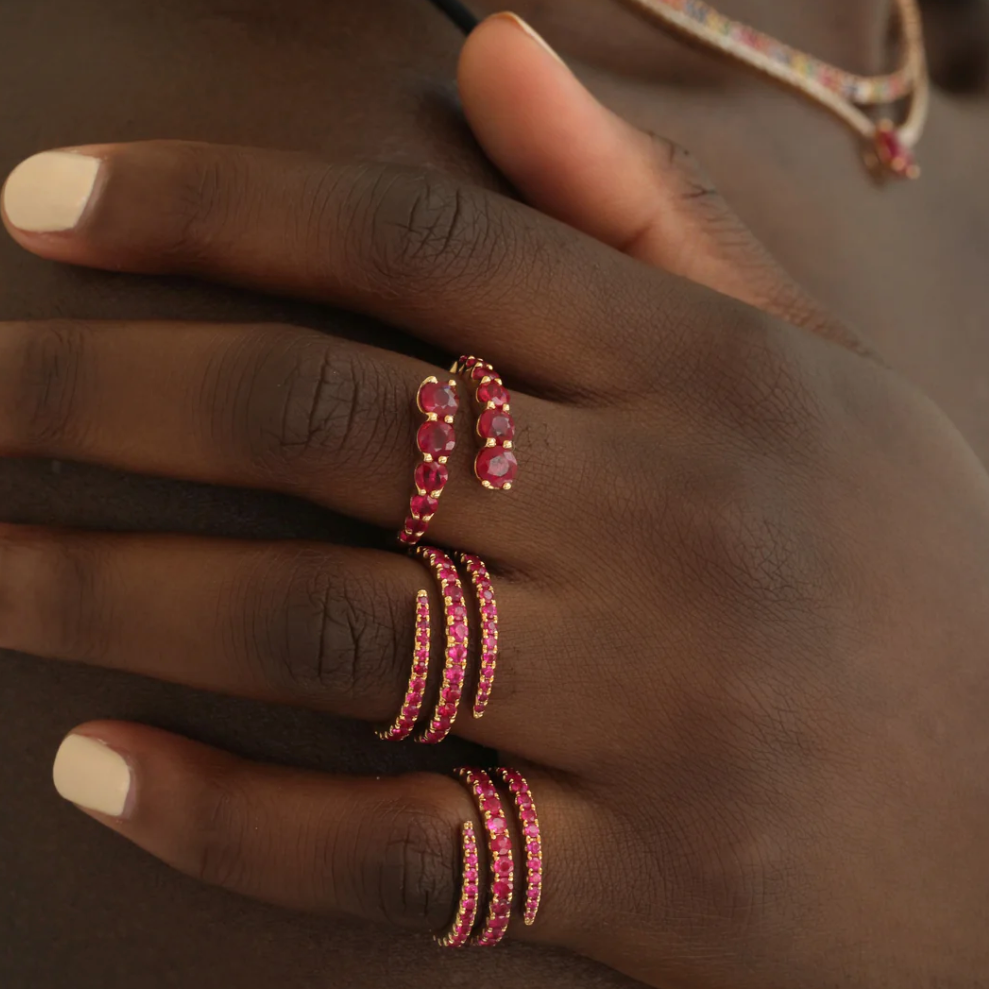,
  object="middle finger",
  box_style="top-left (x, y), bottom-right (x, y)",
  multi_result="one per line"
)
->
top-left (0, 319), bottom-right (567, 556)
